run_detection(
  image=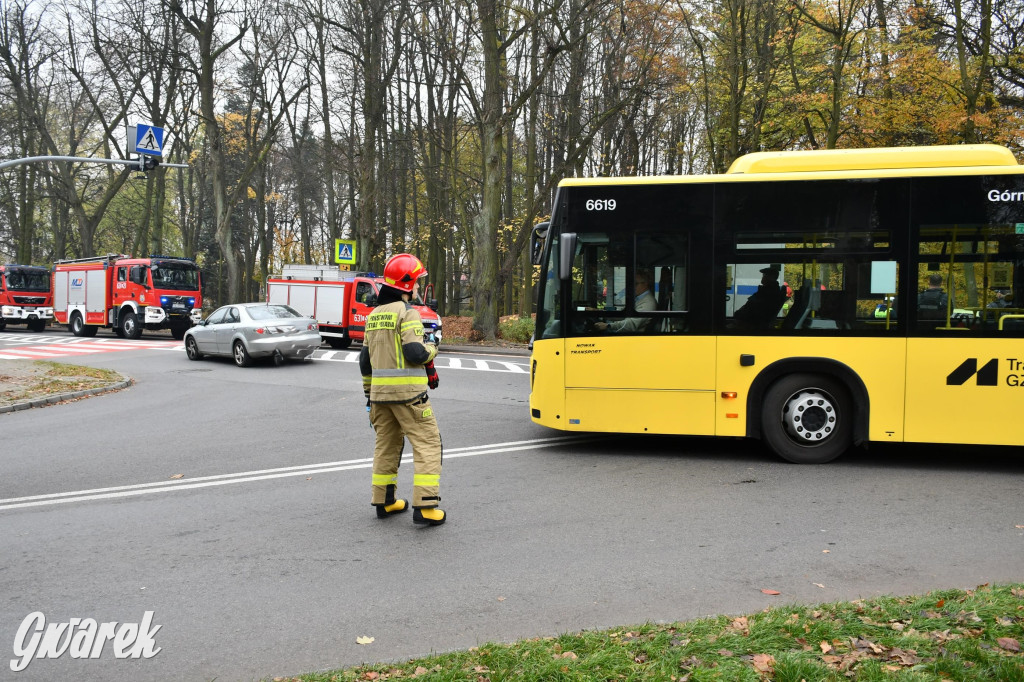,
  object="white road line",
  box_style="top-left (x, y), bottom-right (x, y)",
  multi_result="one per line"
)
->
top-left (0, 436), bottom-right (599, 512)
